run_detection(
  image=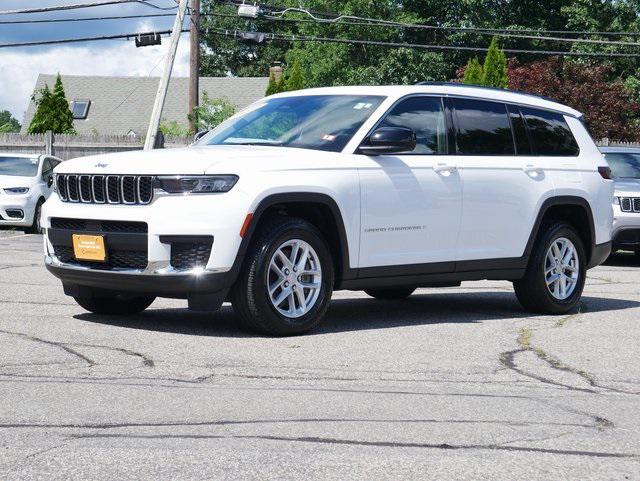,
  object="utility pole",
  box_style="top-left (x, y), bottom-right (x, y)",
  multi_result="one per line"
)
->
top-left (188, 0), bottom-right (200, 134)
top-left (144, 0), bottom-right (189, 150)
